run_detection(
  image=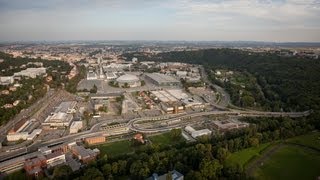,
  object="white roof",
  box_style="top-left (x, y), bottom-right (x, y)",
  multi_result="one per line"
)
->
top-left (116, 74), bottom-right (139, 82)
